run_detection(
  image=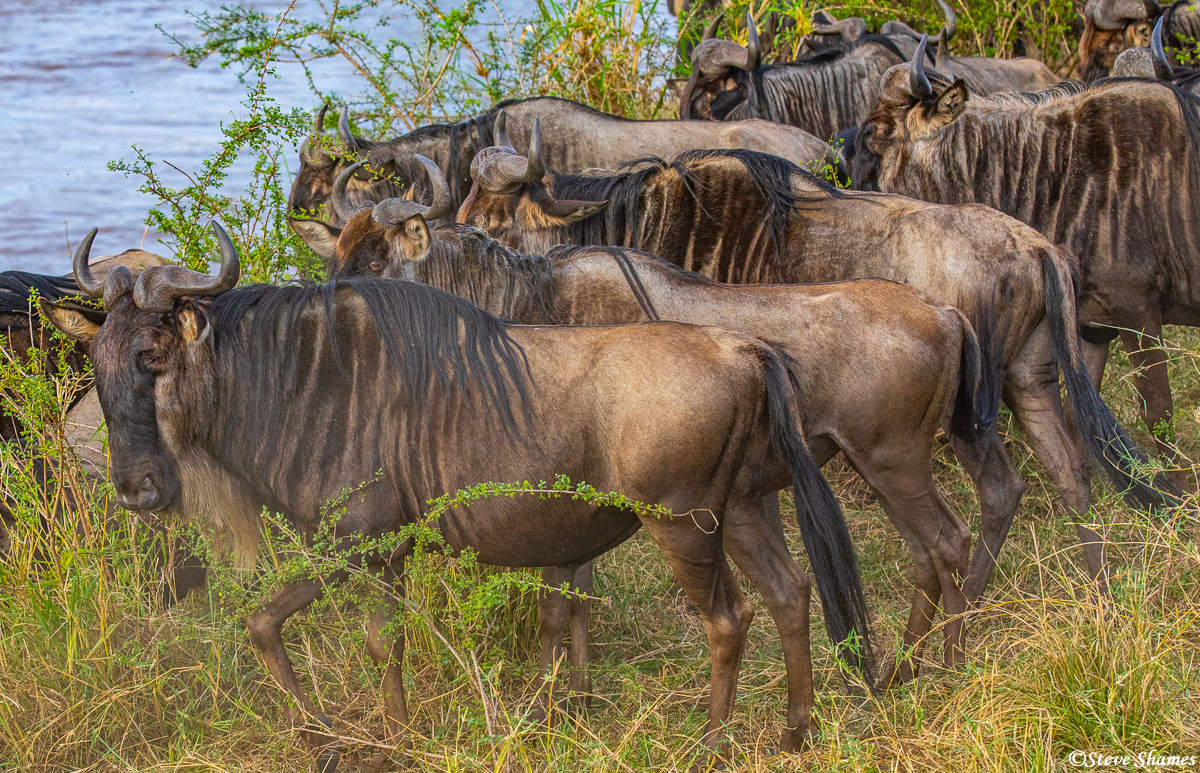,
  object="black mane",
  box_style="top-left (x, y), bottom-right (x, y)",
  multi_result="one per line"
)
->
top-left (551, 148), bottom-right (844, 258)
top-left (0, 271), bottom-right (81, 316)
top-left (208, 278), bottom-right (530, 431)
